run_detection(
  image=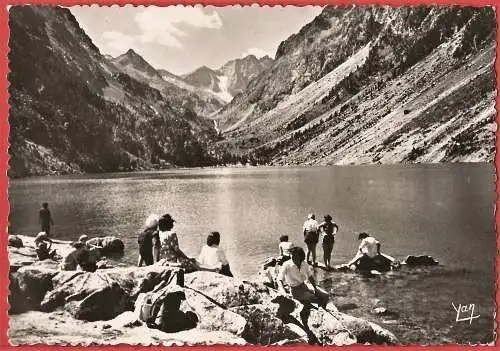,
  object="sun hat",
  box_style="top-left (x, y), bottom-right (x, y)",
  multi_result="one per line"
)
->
top-left (79, 234), bottom-right (89, 242)
top-left (36, 232), bottom-right (47, 239)
top-left (162, 213), bottom-right (175, 223)
top-left (144, 214), bottom-right (160, 229)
